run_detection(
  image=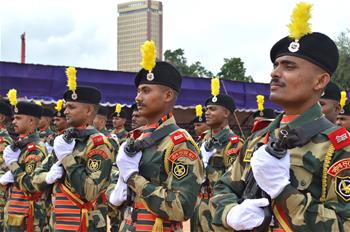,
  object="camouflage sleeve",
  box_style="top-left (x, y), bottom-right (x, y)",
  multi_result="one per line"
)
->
top-left (0, 136), bottom-right (12, 176)
top-left (32, 153), bottom-right (57, 191)
top-left (8, 147), bottom-right (47, 193)
top-left (127, 140), bottom-right (205, 221)
top-left (274, 149), bottom-right (350, 231)
top-left (210, 141), bottom-right (248, 230)
top-left (61, 143), bottom-right (112, 202)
